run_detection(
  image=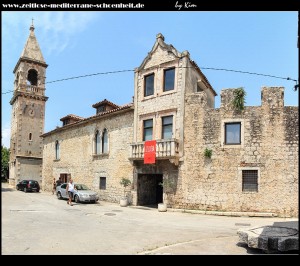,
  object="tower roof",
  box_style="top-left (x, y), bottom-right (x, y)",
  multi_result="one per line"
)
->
top-left (20, 21), bottom-right (45, 63)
